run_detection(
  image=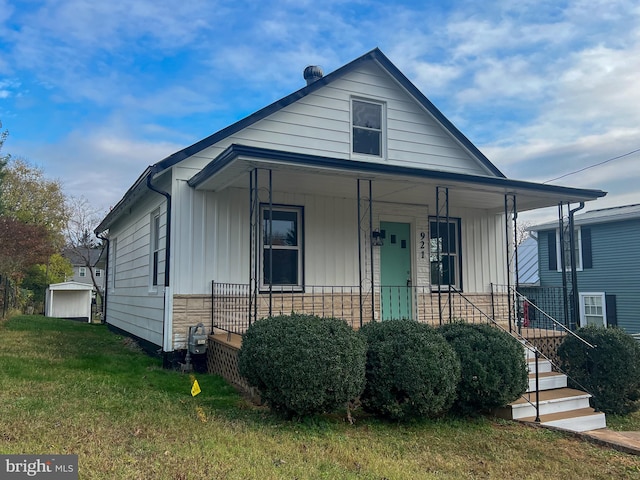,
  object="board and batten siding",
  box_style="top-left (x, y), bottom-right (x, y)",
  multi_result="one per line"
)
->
top-left (177, 61), bottom-right (494, 178)
top-left (171, 180), bottom-right (507, 296)
top-left (107, 189), bottom-right (168, 347)
top-left (538, 219), bottom-right (640, 334)
top-left (458, 209), bottom-right (508, 292)
top-left (172, 184), bottom-right (362, 294)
